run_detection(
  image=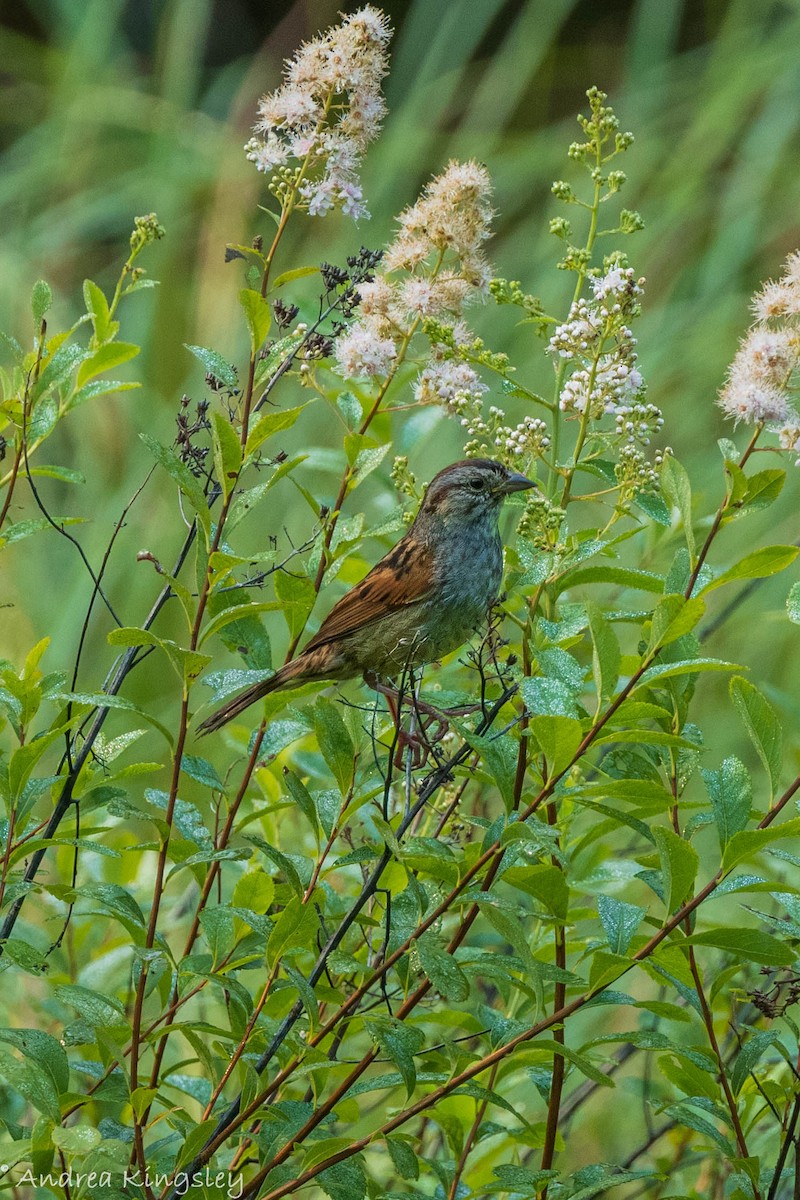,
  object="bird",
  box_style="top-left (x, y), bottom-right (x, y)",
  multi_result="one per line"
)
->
top-left (197, 458), bottom-right (536, 735)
